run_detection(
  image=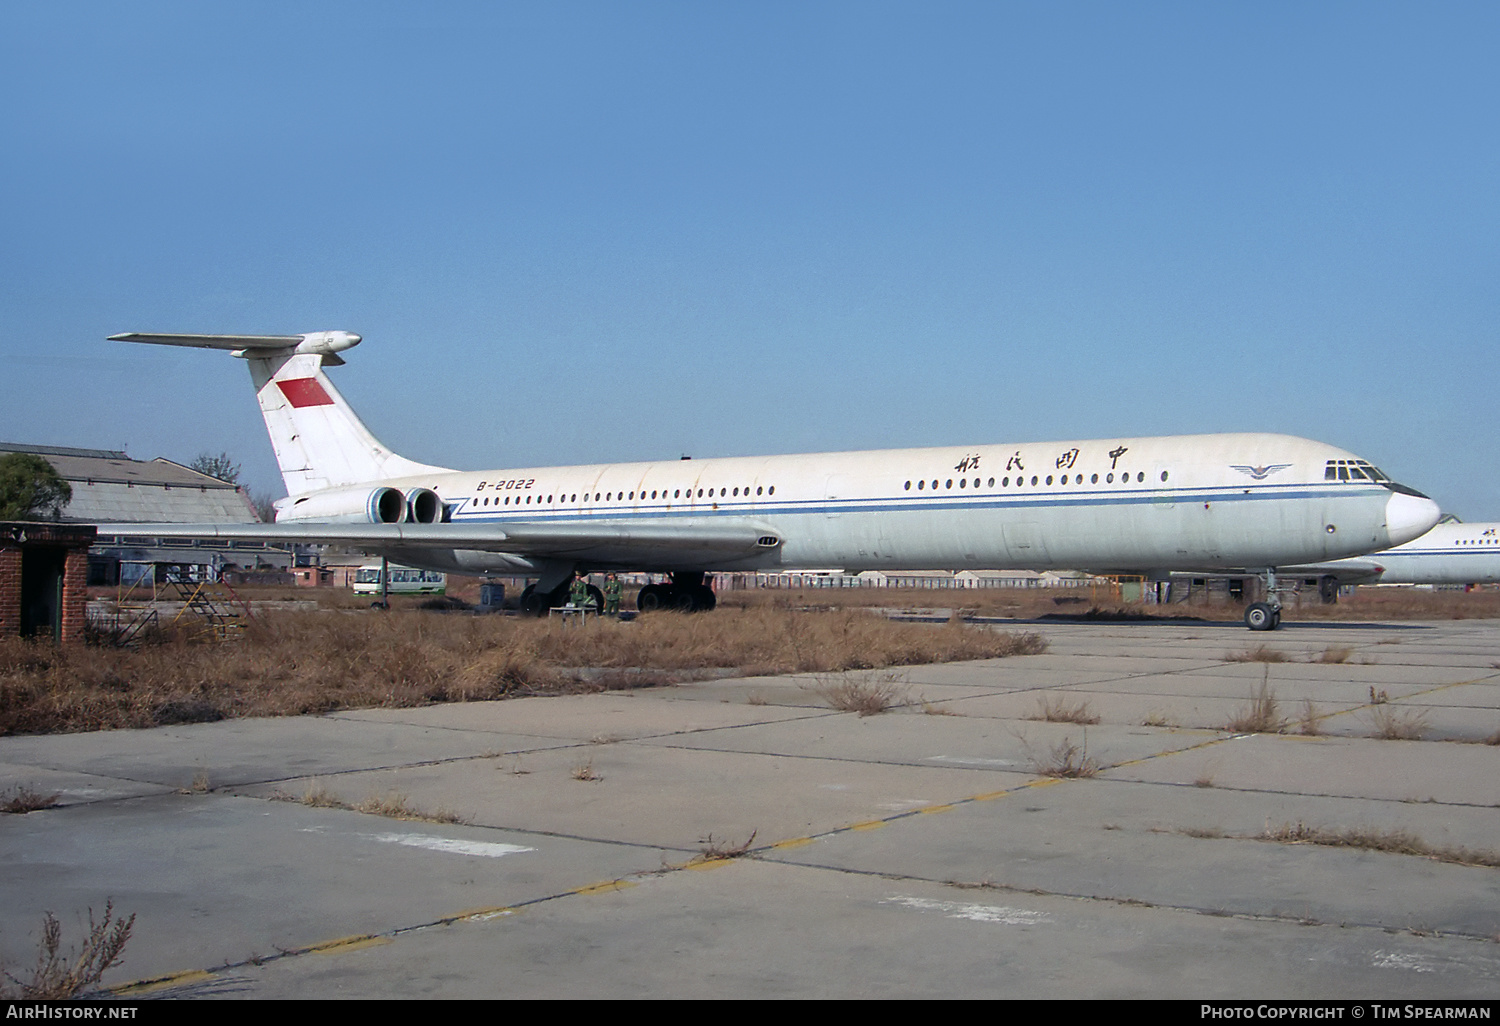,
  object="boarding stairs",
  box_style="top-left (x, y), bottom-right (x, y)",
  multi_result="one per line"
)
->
top-left (162, 571), bottom-right (255, 641)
